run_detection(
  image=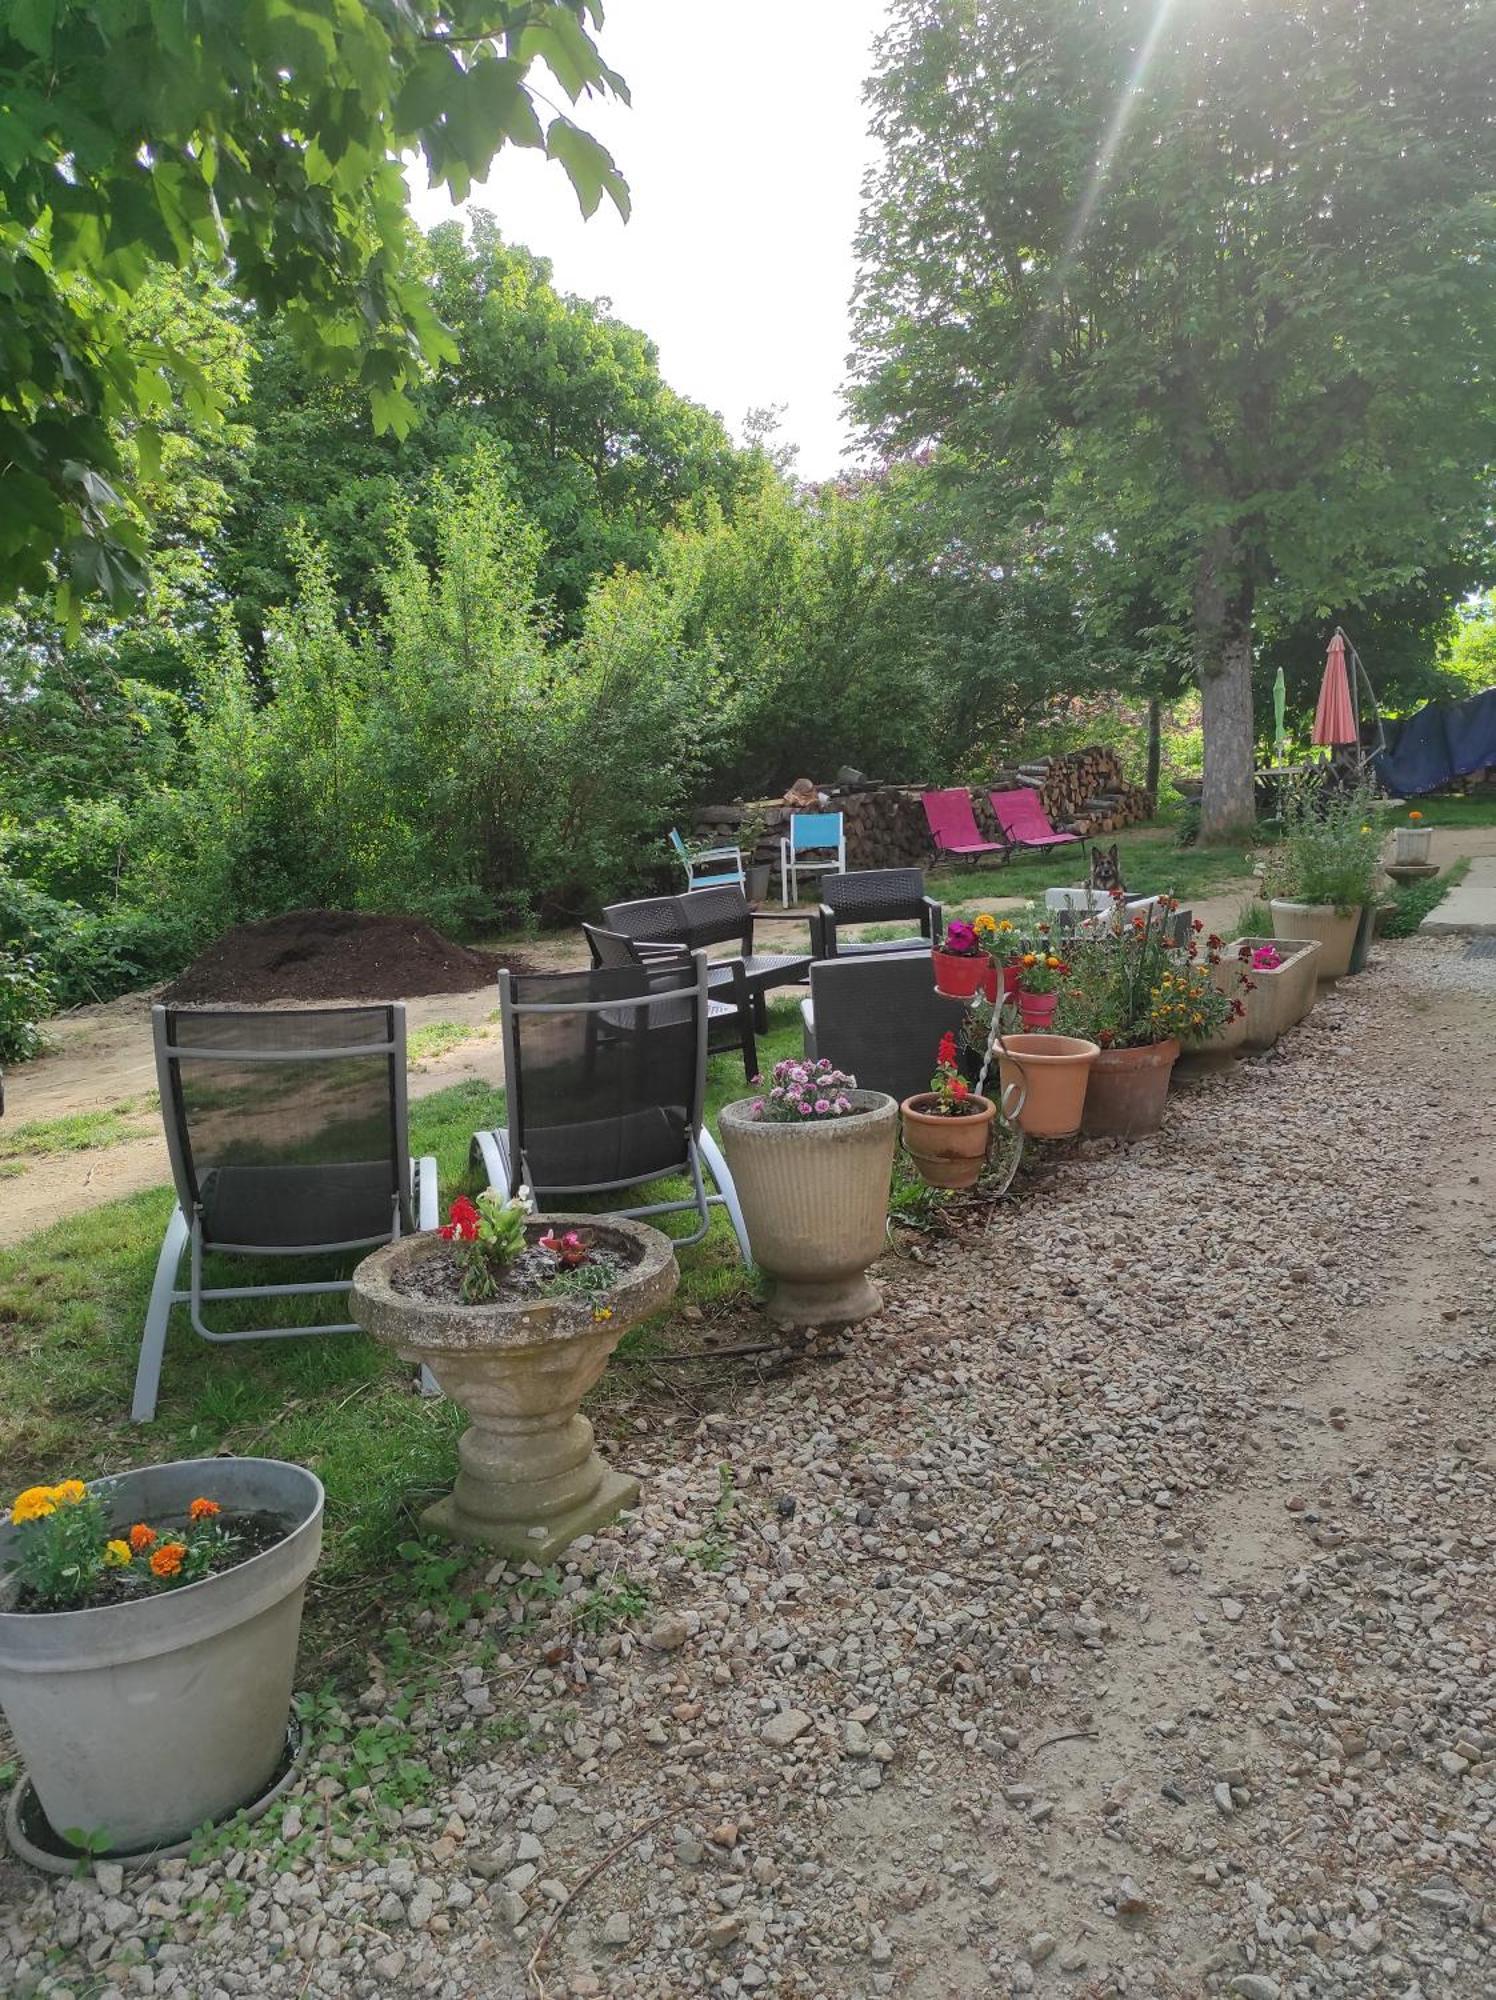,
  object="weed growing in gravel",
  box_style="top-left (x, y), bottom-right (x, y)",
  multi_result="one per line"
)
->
top-left (678, 1462), bottom-right (738, 1572)
top-left (576, 1577), bottom-right (651, 1632)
